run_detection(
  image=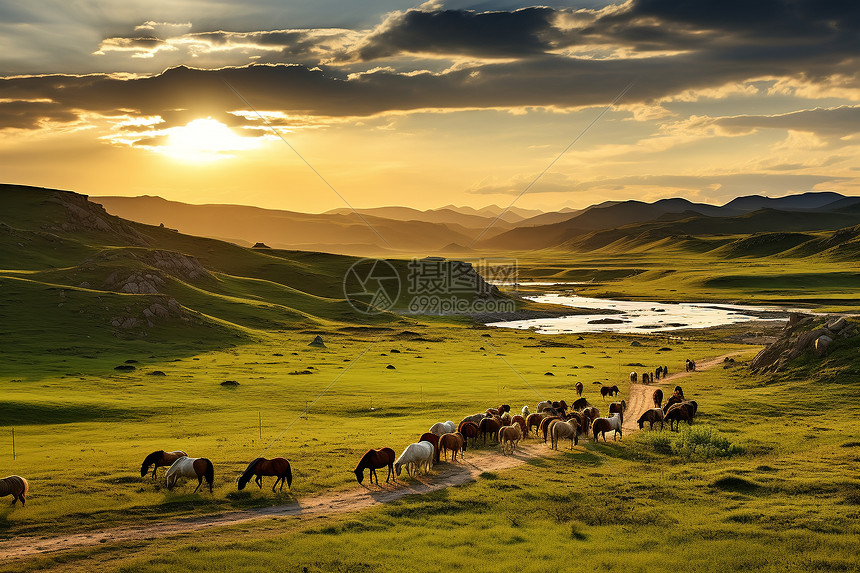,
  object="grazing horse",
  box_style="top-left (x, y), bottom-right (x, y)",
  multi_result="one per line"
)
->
top-left (525, 413), bottom-right (545, 437)
top-left (419, 432), bottom-right (441, 463)
top-left (460, 413), bottom-right (488, 426)
top-left (510, 415), bottom-right (527, 436)
top-left (663, 365), bottom-right (669, 376)
top-left (600, 385), bottom-right (620, 399)
top-left (439, 433), bottom-right (465, 462)
top-left (456, 422), bottom-right (480, 449)
top-left (665, 404), bottom-right (692, 431)
top-left (394, 442), bottom-right (434, 476)
top-left (238, 457), bottom-right (292, 492)
top-left (354, 448), bottom-right (396, 485)
top-left (637, 408), bottom-right (664, 430)
top-left (608, 400), bottom-right (626, 424)
top-left (572, 397), bottom-right (589, 411)
top-left (0, 476), bottom-right (28, 506)
top-left (140, 450), bottom-right (187, 479)
top-left (685, 359), bottom-right (696, 372)
top-left (663, 393), bottom-right (684, 412)
top-left (654, 368), bottom-right (661, 381)
top-left (498, 424), bottom-right (522, 455)
top-left (575, 381), bottom-right (584, 396)
top-left (550, 419), bottom-right (579, 450)
top-left (592, 413), bottom-right (623, 442)
top-left (479, 417), bottom-right (502, 445)
top-left (629, 371), bottom-right (637, 383)
top-left (653, 388), bottom-right (664, 409)
top-left (674, 385), bottom-right (685, 399)
top-left (165, 457), bottom-right (214, 493)
top-left (536, 400), bottom-right (553, 413)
